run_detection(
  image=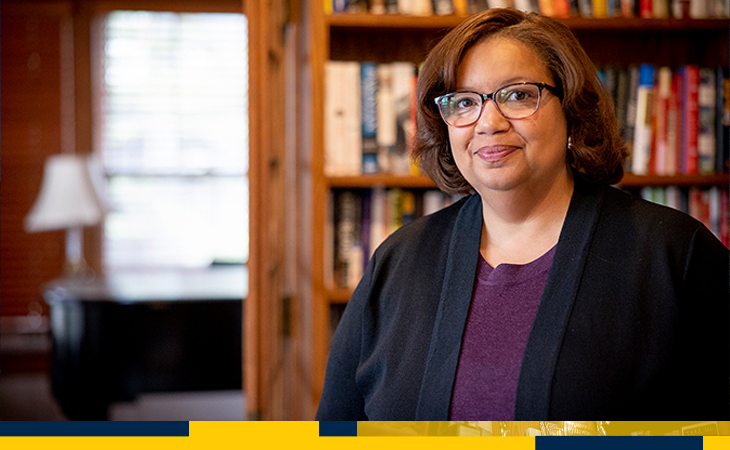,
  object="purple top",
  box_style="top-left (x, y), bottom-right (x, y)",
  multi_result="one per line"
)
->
top-left (449, 246), bottom-right (556, 420)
